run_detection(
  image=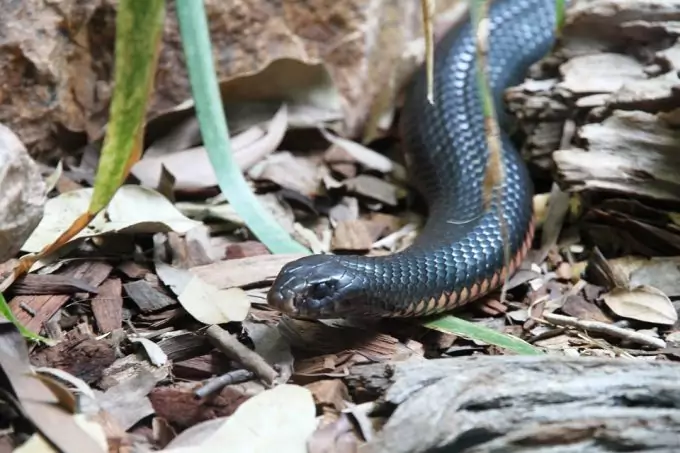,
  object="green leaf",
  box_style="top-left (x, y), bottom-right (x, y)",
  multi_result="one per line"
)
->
top-left (423, 314), bottom-right (545, 355)
top-left (175, 0), bottom-right (309, 255)
top-left (90, 0), bottom-right (166, 213)
top-left (0, 292), bottom-right (51, 344)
